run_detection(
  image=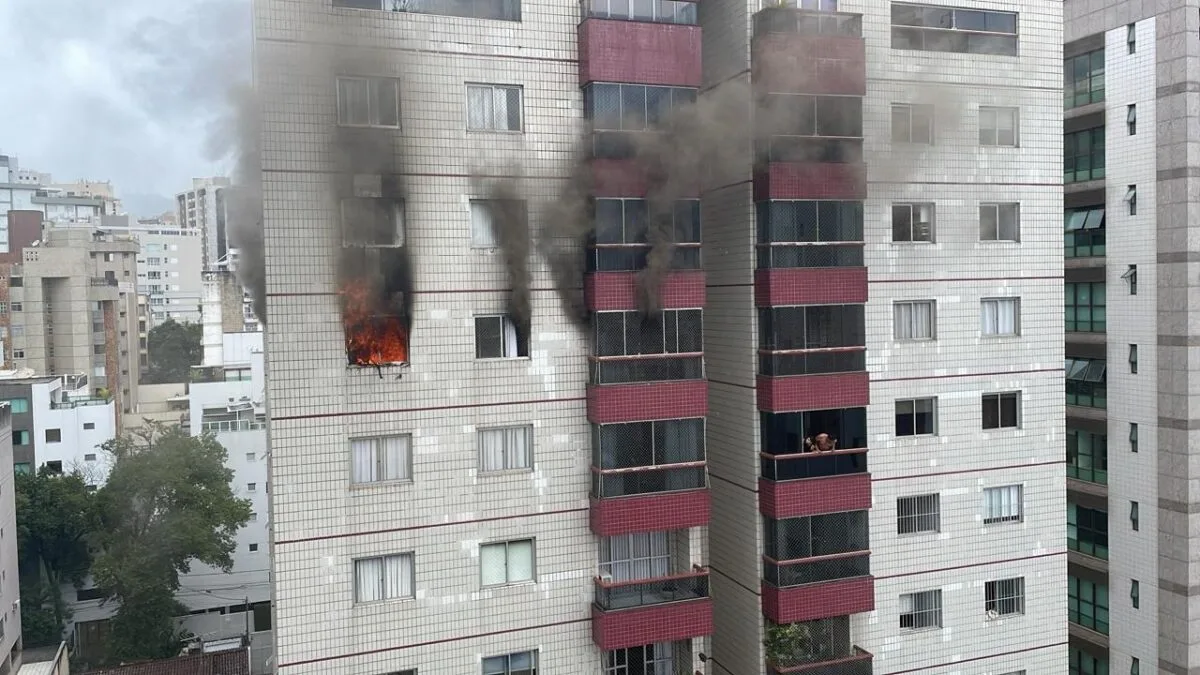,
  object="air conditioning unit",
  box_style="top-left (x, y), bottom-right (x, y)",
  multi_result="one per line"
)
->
top-left (599, 574), bottom-right (613, 583)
